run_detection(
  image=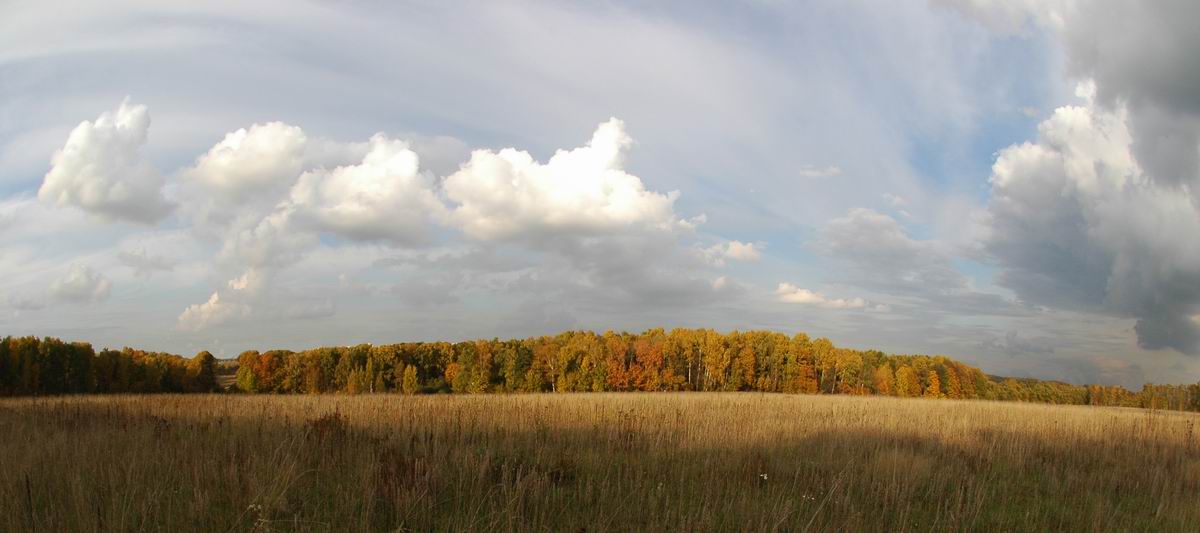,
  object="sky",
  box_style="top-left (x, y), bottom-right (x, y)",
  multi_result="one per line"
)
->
top-left (3, 0), bottom-right (1200, 388)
